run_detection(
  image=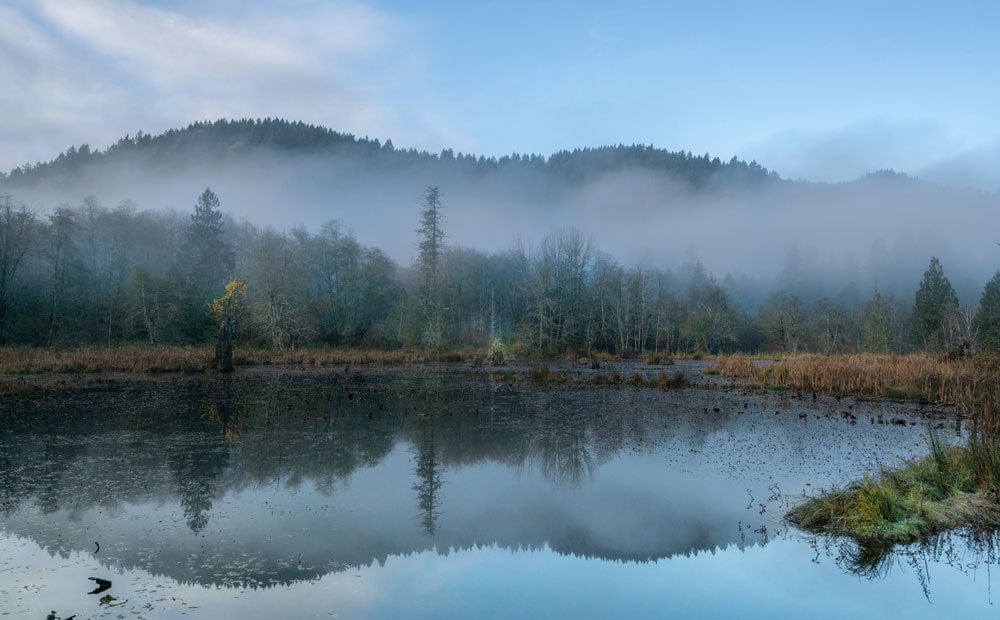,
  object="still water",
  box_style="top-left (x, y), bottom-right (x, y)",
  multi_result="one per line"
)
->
top-left (1, 366), bottom-right (997, 618)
